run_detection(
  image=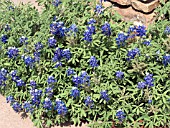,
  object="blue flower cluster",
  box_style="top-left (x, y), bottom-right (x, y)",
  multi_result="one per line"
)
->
top-left (137, 73), bottom-right (154, 89)
top-left (128, 25), bottom-right (146, 38)
top-left (34, 42), bottom-right (43, 51)
top-left (70, 87), bottom-right (80, 99)
top-left (67, 67), bottom-right (75, 76)
top-left (52, 0), bottom-right (61, 7)
top-left (84, 96), bottom-right (94, 108)
top-left (67, 24), bottom-right (78, 37)
top-left (7, 47), bottom-right (19, 59)
top-left (116, 32), bottom-right (128, 47)
top-left (19, 36), bottom-right (28, 45)
top-left (52, 48), bottom-right (72, 62)
top-left (34, 52), bottom-right (41, 62)
top-left (4, 24), bottom-right (11, 31)
top-left (116, 109), bottom-right (126, 122)
top-left (30, 80), bottom-right (37, 88)
top-left (94, 5), bottom-right (103, 15)
top-left (127, 48), bottom-right (140, 60)
top-left (88, 18), bottom-right (96, 24)
top-left (164, 26), bottom-right (170, 35)
top-left (162, 54), bottom-right (170, 66)
top-left (23, 101), bottom-right (34, 113)
top-left (47, 37), bottom-right (57, 48)
top-left (72, 71), bottom-right (90, 87)
top-left (116, 71), bottom-right (124, 79)
top-left (30, 89), bottom-right (42, 107)
top-left (89, 56), bottom-right (98, 68)
top-left (47, 76), bottom-right (57, 85)
top-left (0, 68), bottom-right (8, 86)
top-left (54, 99), bottom-right (68, 116)
top-left (50, 21), bottom-right (67, 38)
top-left (43, 97), bottom-right (53, 110)
top-left (55, 61), bottom-right (62, 68)
top-left (22, 55), bottom-right (35, 68)
top-left (45, 86), bottom-right (53, 98)
top-left (1, 34), bottom-right (8, 43)
top-left (16, 79), bottom-right (25, 86)
top-left (143, 39), bottom-right (151, 46)
top-left (12, 102), bottom-right (22, 112)
top-left (100, 90), bottom-right (110, 102)
top-left (101, 22), bottom-right (111, 36)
